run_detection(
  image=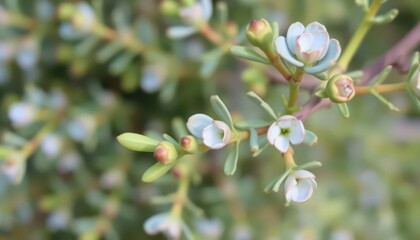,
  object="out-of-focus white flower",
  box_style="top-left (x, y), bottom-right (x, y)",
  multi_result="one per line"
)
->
top-left (67, 115), bottom-right (96, 142)
top-left (57, 151), bottom-right (81, 173)
top-left (284, 170), bottom-right (317, 203)
top-left (41, 134), bottom-right (63, 158)
top-left (140, 65), bottom-right (166, 93)
top-left (144, 213), bottom-right (181, 240)
top-left (194, 218), bottom-right (224, 240)
top-left (1, 153), bottom-right (26, 184)
top-left (16, 39), bottom-right (38, 71)
top-left (100, 169), bottom-right (124, 189)
top-left (232, 225), bottom-right (252, 240)
top-left (167, 0), bottom-right (213, 39)
top-left (47, 210), bottom-right (70, 231)
top-left (275, 22), bottom-right (341, 74)
top-left (410, 69), bottom-right (420, 97)
top-left (8, 102), bottom-right (37, 127)
top-left (72, 2), bottom-right (95, 32)
top-left (267, 115), bottom-right (305, 153)
top-left (187, 114), bottom-right (231, 149)
top-left (49, 89), bottom-right (68, 109)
